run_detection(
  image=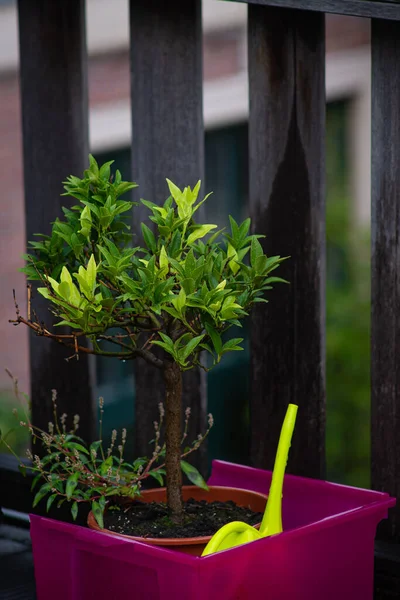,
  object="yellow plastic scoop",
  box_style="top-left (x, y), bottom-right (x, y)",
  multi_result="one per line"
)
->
top-left (202, 403), bottom-right (298, 556)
